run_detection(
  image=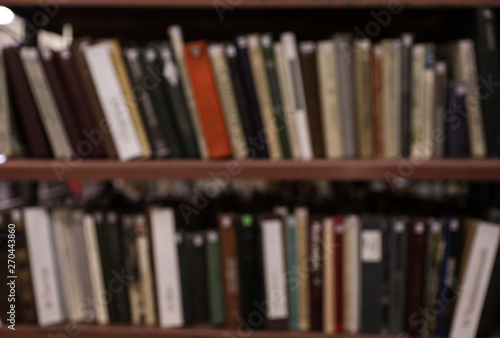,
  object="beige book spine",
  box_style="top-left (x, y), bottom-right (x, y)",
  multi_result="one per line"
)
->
top-left (294, 206), bottom-right (310, 331)
top-left (322, 217), bottom-right (335, 333)
top-left (109, 40), bottom-right (151, 158)
top-left (410, 44), bottom-right (426, 159)
top-left (0, 52), bottom-right (11, 156)
top-left (247, 34), bottom-right (282, 160)
top-left (354, 39), bottom-right (373, 158)
top-left (317, 40), bottom-right (343, 158)
top-left (208, 44), bottom-right (248, 159)
top-left (382, 40), bottom-right (396, 158)
top-left (422, 48), bottom-right (436, 159)
top-left (458, 40), bottom-right (486, 158)
top-left (343, 215), bottom-right (361, 333)
top-left (82, 215), bottom-right (109, 325)
top-left (274, 42), bottom-right (300, 159)
top-left (19, 47), bottom-right (73, 159)
top-left (392, 40), bottom-right (403, 157)
top-left (168, 25), bottom-right (209, 159)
